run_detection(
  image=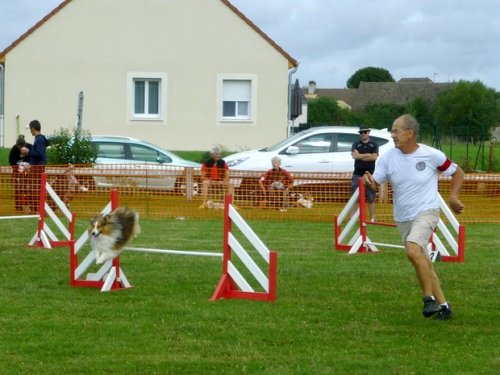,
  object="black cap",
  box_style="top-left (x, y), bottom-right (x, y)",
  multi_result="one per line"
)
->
top-left (359, 125), bottom-right (370, 133)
